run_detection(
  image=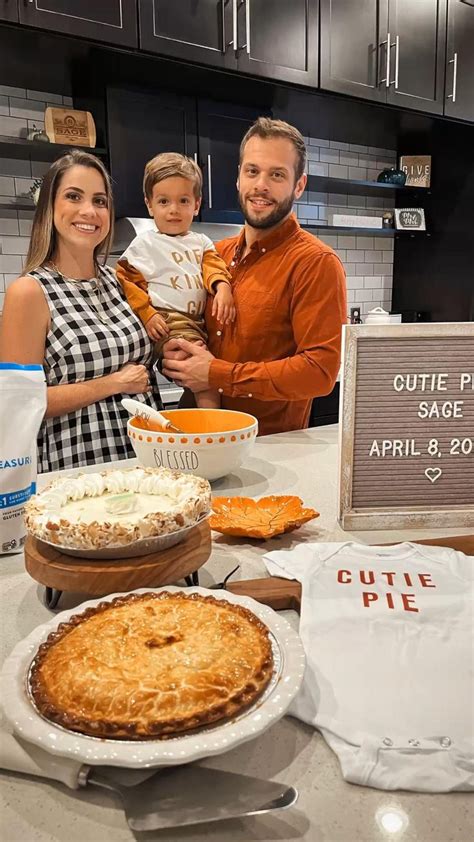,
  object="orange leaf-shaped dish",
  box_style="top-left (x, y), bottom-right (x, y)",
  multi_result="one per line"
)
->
top-left (209, 495), bottom-right (319, 540)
